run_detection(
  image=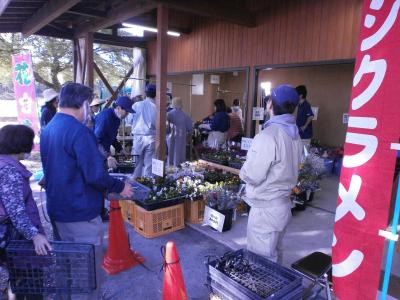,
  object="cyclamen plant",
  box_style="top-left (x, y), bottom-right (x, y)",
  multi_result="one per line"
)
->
top-left (205, 188), bottom-right (241, 211)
